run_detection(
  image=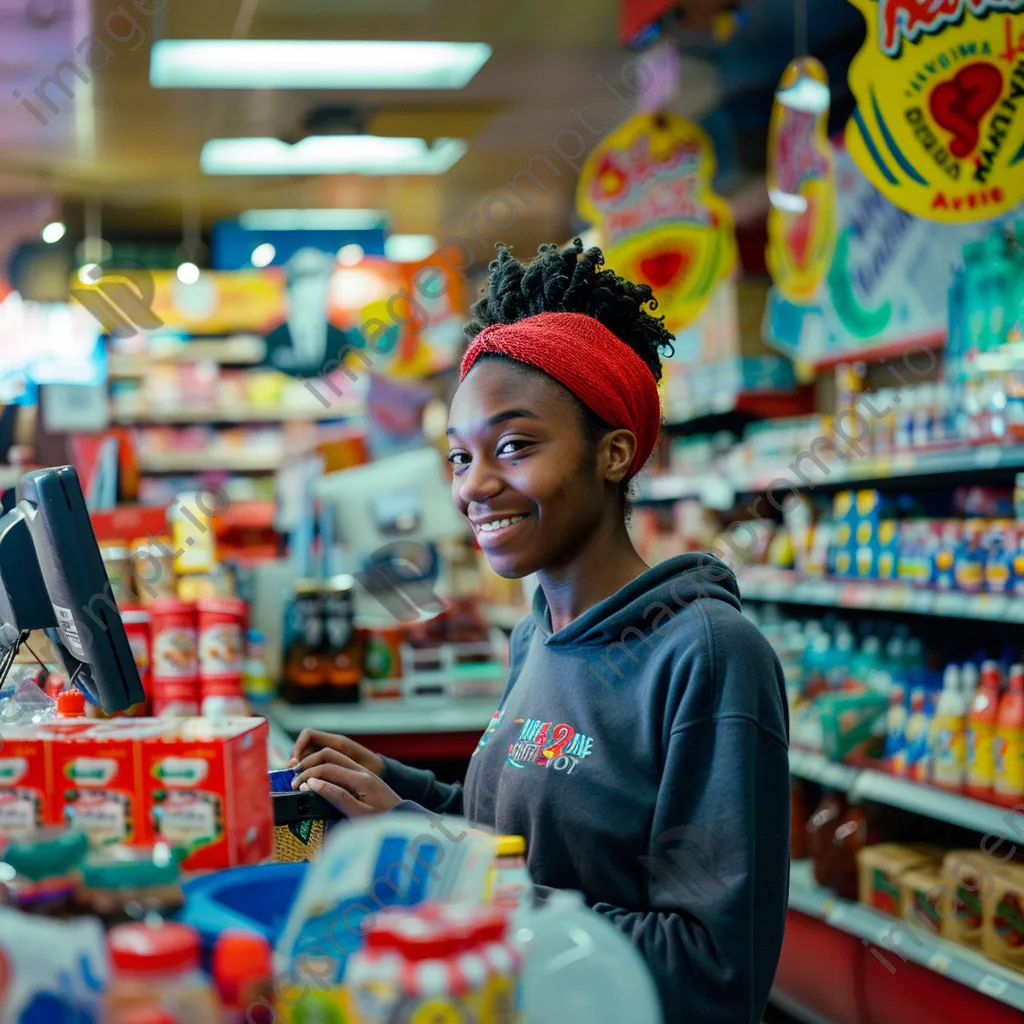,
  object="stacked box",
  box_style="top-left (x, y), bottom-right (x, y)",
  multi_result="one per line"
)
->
top-left (984, 861), bottom-right (1024, 973)
top-left (0, 717), bottom-right (270, 871)
top-left (900, 865), bottom-right (947, 939)
top-left (140, 717), bottom-right (271, 871)
top-left (857, 844), bottom-right (944, 917)
top-left (941, 850), bottom-right (996, 952)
